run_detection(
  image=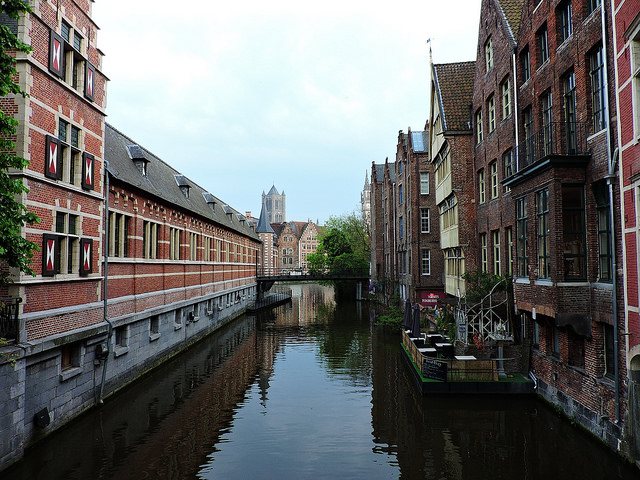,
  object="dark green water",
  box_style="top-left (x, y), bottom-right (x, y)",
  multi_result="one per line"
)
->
top-left (4, 283), bottom-right (638, 479)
